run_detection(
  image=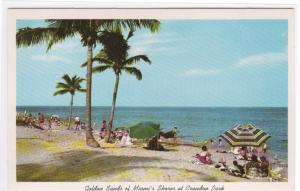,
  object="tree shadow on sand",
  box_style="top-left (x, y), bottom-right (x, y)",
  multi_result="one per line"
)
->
top-left (17, 149), bottom-right (162, 182)
top-left (17, 149), bottom-right (230, 182)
